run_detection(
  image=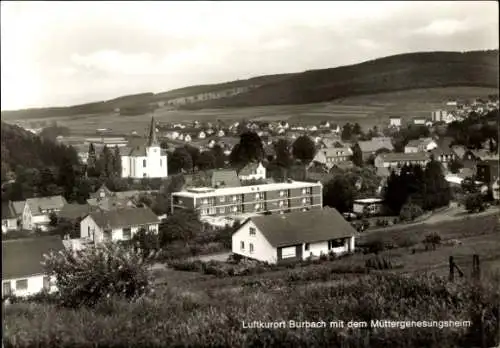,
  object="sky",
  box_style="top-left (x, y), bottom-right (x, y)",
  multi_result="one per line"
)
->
top-left (1, 1), bottom-right (498, 111)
